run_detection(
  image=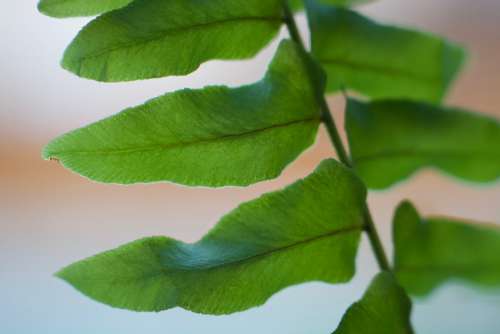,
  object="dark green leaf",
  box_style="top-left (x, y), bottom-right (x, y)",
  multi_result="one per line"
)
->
top-left (305, 1), bottom-right (465, 102)
top-left (43, 41), bottom-right (323, 187)
top-left (333, 272), bottom-right (414, 334)
top-left (393, 201), bottom-right (500, 296)
top-left (56, 159), bottom-right (366, 314)
top-left (62, 0), bottom-right (283, 81)
top-left (38, 0), bottom-right (133, 18)
top-left (345, 98), bottom-right (500, 189)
